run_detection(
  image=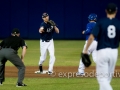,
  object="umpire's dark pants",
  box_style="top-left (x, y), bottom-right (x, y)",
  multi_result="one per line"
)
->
top-left (0, 48), bottom-right (25, 83)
